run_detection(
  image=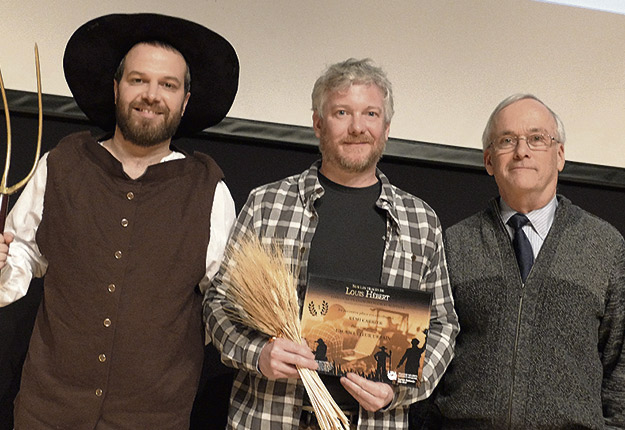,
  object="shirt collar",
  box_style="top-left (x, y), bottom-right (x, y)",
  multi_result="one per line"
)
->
top-left (499, 196), bottom-right (558, 240)
top-left (97, 140), bottom-right (185, 163)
